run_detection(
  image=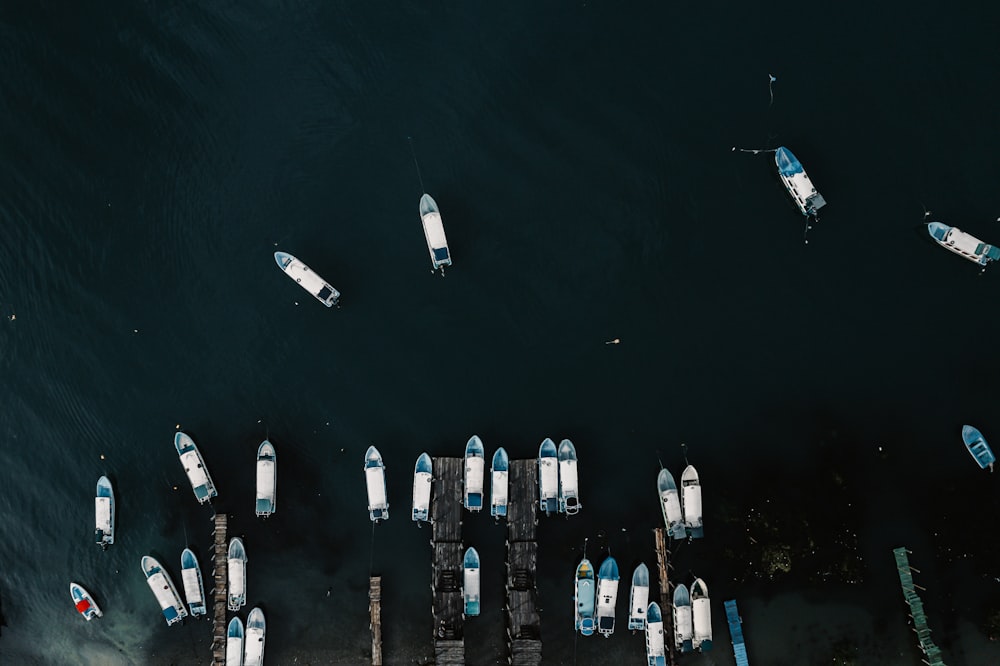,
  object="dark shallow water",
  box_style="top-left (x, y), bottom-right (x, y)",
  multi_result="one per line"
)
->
top-left (2, 2), bottom-right (1000, 664)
